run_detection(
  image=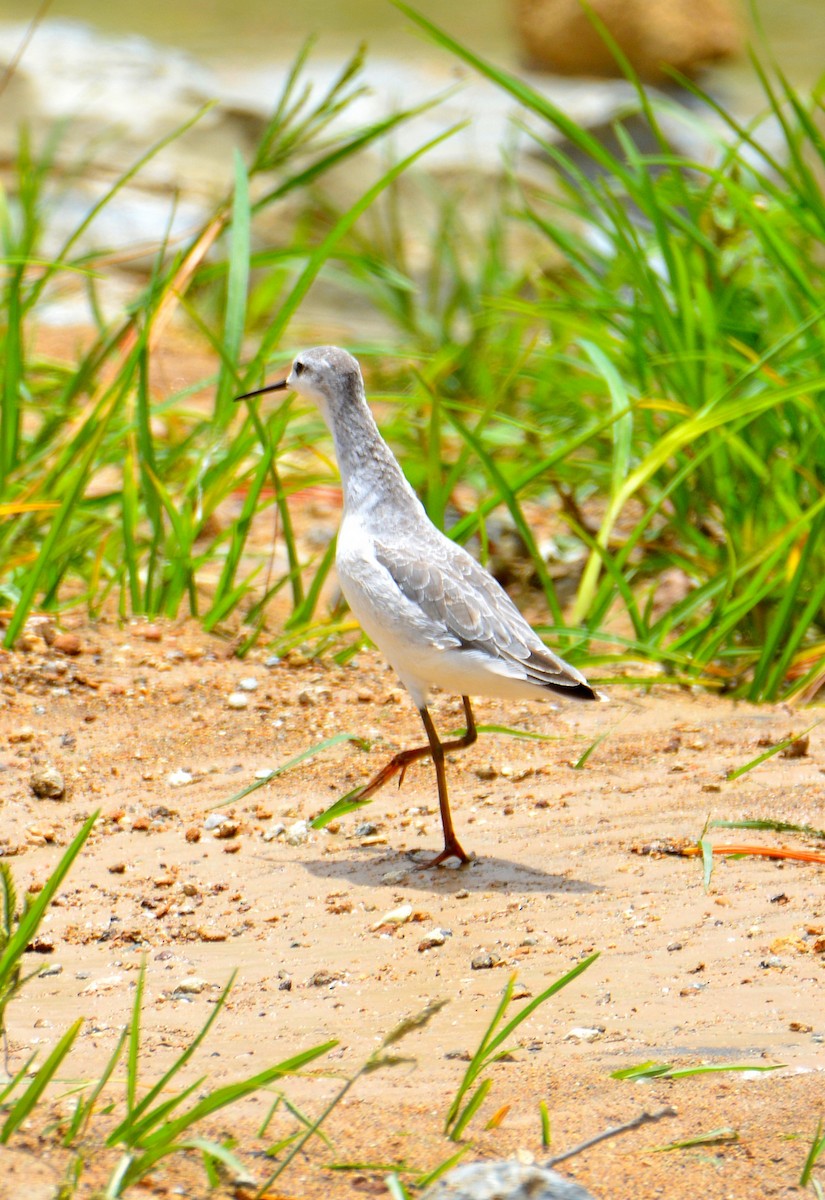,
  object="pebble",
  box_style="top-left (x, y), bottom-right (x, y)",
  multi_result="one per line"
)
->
top-left (262, 822), bottom-right (286, 842)
top-left (9, 726), bottom-right (35, 743)
top-left (286, 820), bottom-right (309, 846)
top-left (27, 936), bottom-right (55, 953)
top-left (418, 928), bottom-right (451, 951)
top-left (204, 813), bottom-right (229, 831)
top-left (197, 927), bottom-right (227, 943)
top-left (420, 1162), bottom-right (597, 1200)
top-left (39, 963), bottom-right (63, 978)
top-left (380, 869), bottom-right (409, 884)
top-left (30, 765), bottom-right (65, 799)
top-left (255, 767), bottom-right (275, 779)
top-left (309, 969), bottom-right (343, 987)
top-left (175, 976), bottom-right (207, 994)
top-left (238, 677), bottom-right (258, 692)
top-left (471, 951), bottom-right (496, 970)
top-left (565, 1026), bottom-right (604, 1042)
top-left (26, 825), bottom-right (56, 846)
top-left (213, 820), bottom-right (240, 840)
top-left (371, 903), bottom-right (413, 931)
top-left (227, 692), bottom-right (249, 709)
top-left (80, 974), bottom-right (123, 995)
top-left (52, 632), bottom-right (82, 655)
top-left (354, 821), bottom-right (378, 836)
top-left (781, 733), bottom-right (809, 758)
top-left (167, 768), bottom-right (194, 787)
